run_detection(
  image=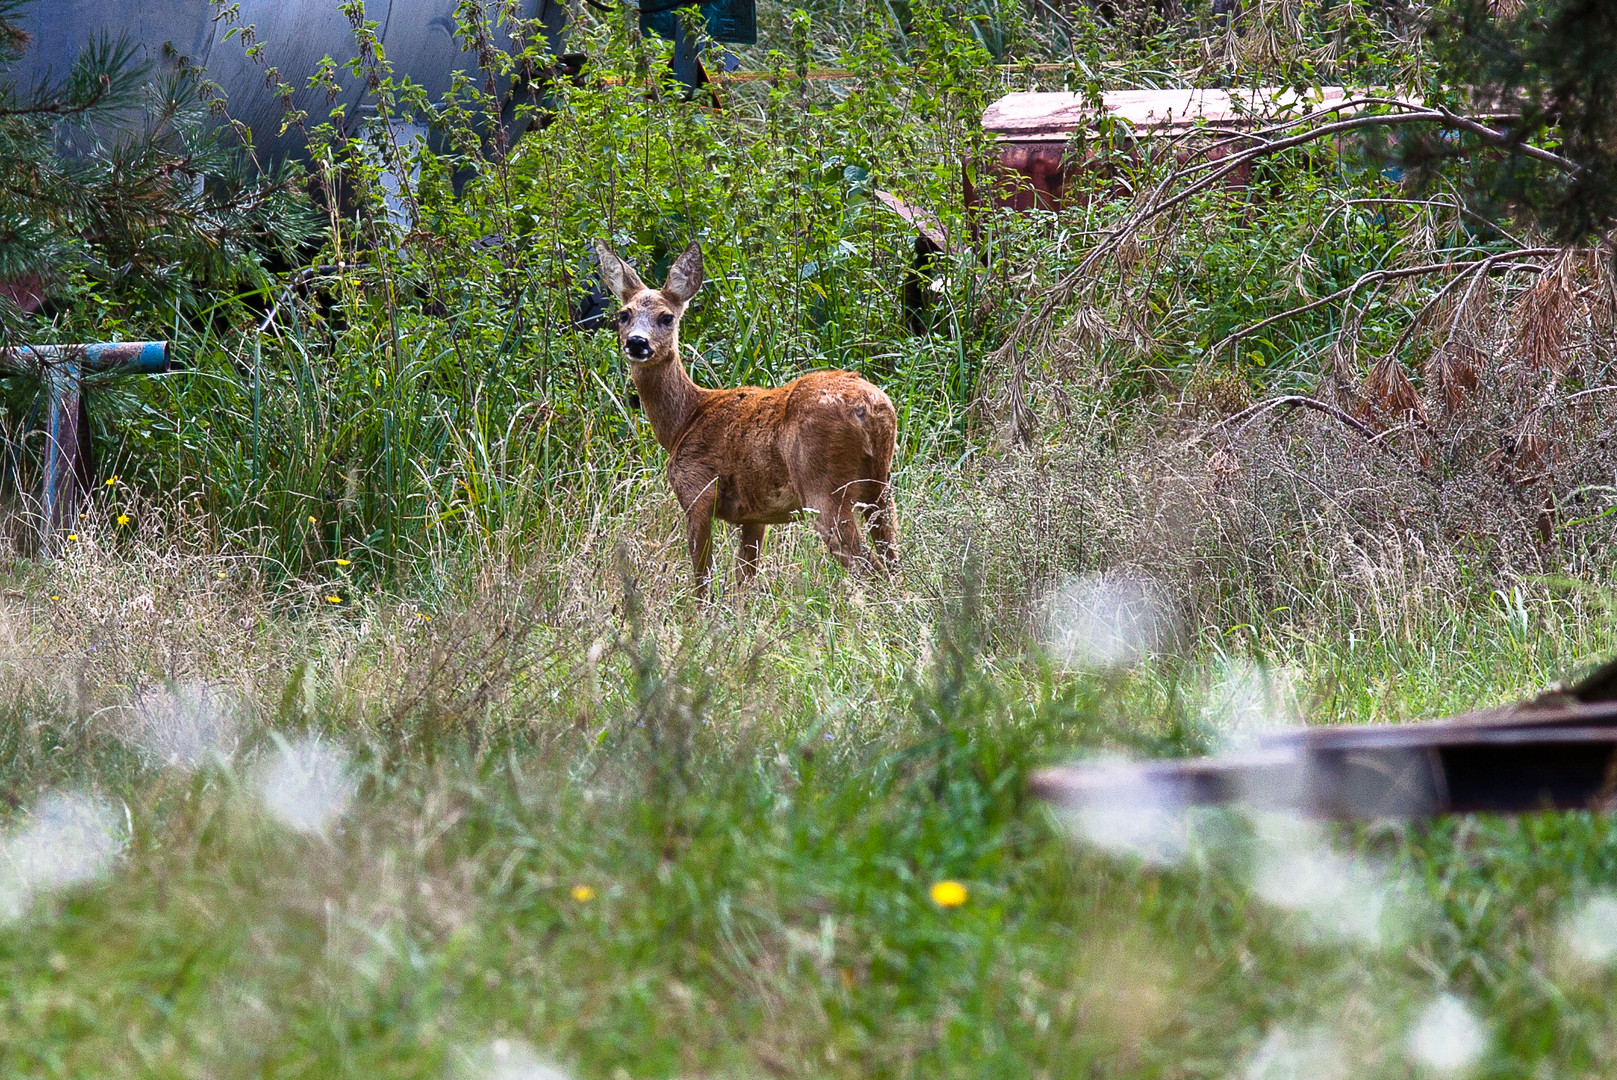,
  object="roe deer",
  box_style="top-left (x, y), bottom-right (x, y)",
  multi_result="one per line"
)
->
top-left (594, 240), bottom-right (898, 594)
